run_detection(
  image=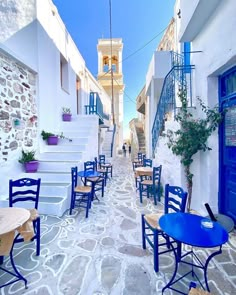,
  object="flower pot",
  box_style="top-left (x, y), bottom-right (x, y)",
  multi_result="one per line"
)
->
top-left (62, 114), bottom-right (72, 121)
top-left (47, 135), bottom-right (59, 145)
top-left (25, 161), bottom-right (39, 173)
